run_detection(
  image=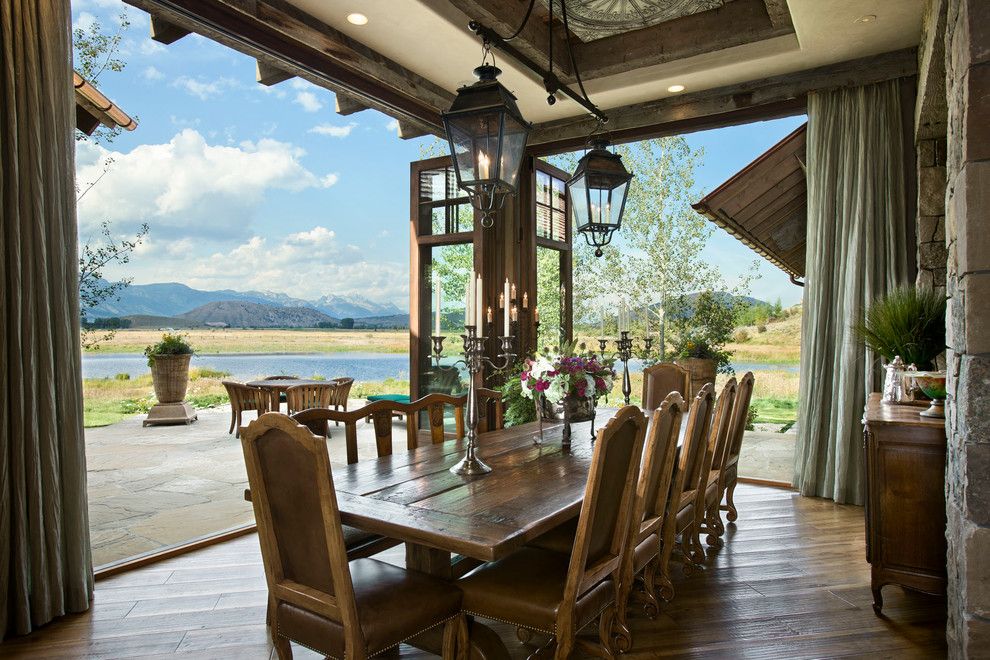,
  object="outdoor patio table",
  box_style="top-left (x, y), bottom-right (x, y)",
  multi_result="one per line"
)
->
top-left (245, 378), bottom-right (333, 412)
